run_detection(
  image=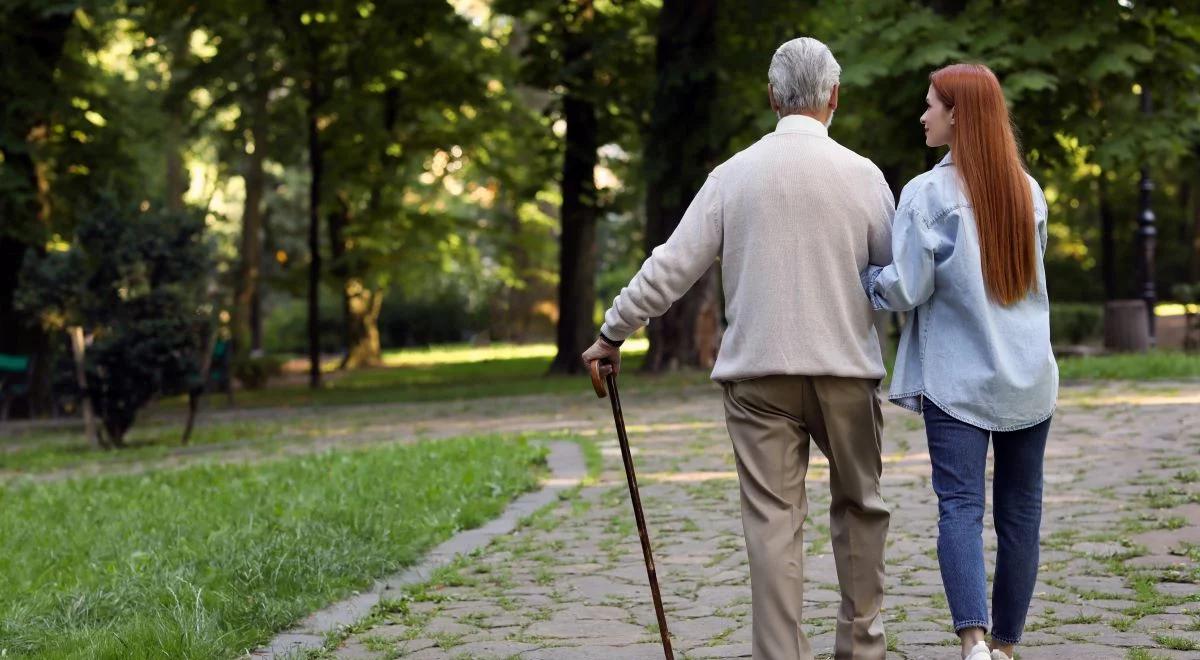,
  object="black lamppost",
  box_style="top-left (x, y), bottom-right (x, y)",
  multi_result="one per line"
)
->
top-left (1136, 85), bottom-right (1157, 345)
